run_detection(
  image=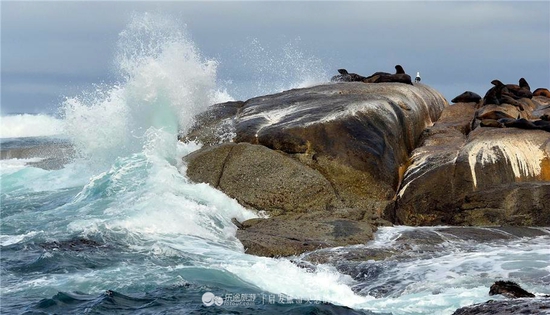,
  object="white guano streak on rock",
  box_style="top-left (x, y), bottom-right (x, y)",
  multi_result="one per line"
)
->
top-left (397, 150), bottom-right (458, 198)
top-left (467, 139), bottom-right (544, 188)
